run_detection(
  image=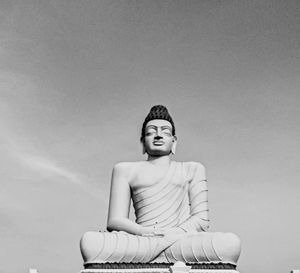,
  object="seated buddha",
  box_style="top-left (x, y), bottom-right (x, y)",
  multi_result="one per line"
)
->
top-left (80, 105), bottom-right (241, 267)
